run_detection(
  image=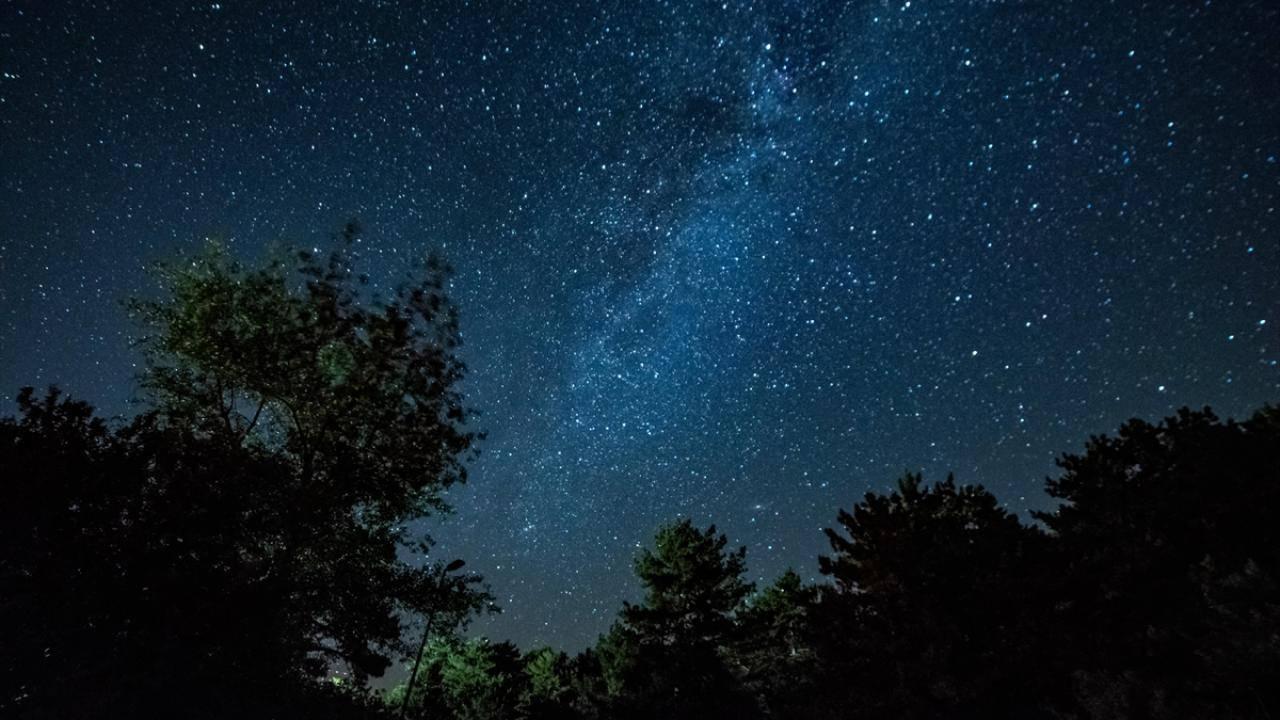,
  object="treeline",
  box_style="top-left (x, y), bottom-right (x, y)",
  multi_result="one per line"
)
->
top-left (389, 404), bottom-right (1280, 720)
top-left (2, 229), bottom-right (1278, 719)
